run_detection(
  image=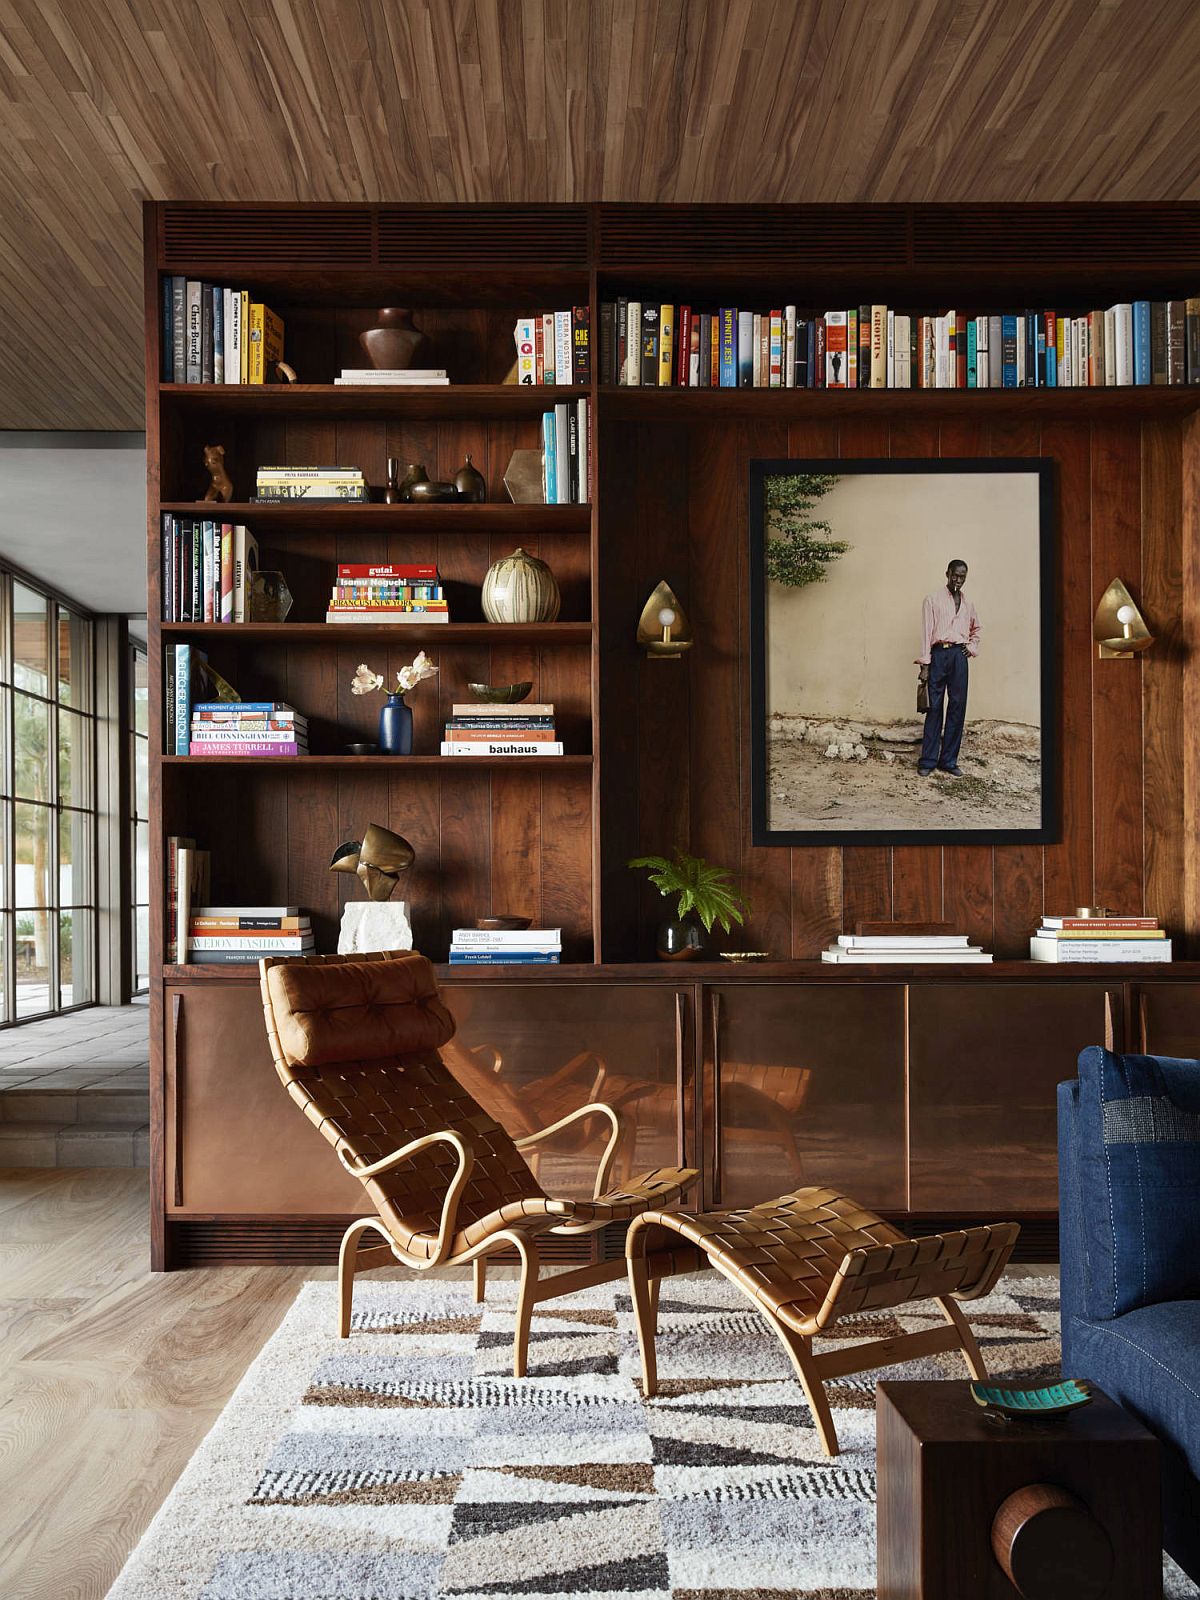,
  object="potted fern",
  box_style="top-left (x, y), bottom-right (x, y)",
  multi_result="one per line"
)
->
top-left (629, 850), bottom-right (749, 960)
